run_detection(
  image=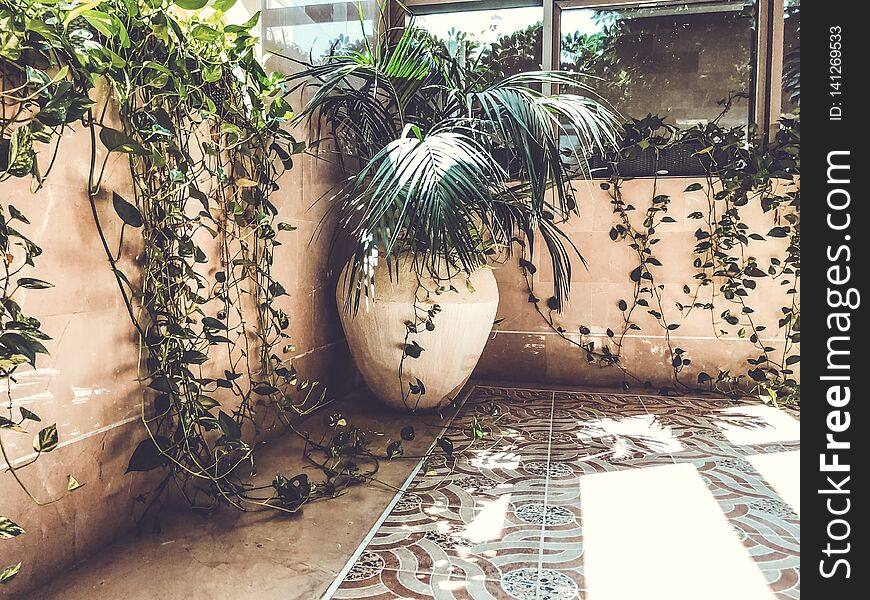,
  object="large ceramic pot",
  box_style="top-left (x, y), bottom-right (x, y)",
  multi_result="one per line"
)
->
top-left (337, 255), bottom-right (499, 411)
